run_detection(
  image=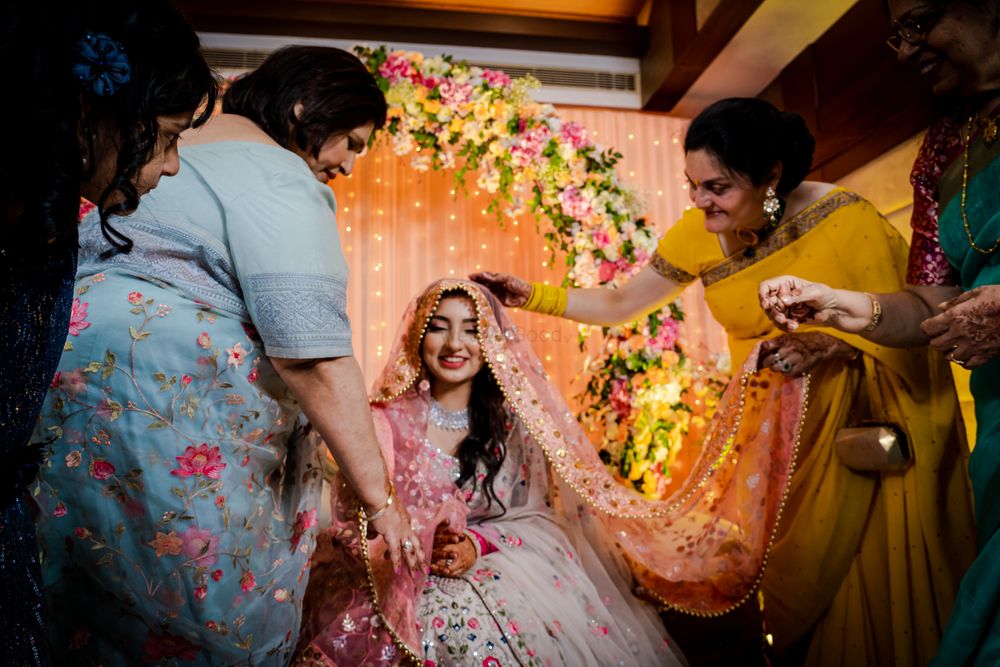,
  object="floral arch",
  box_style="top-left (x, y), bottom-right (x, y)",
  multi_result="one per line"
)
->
top-left (357, 47), bottom-right (729, 499)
